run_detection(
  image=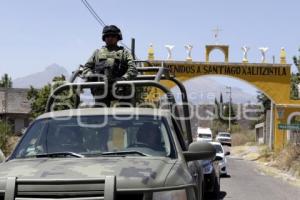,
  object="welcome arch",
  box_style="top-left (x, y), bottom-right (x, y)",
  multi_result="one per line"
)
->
top-left (148, 60), bottom-right (299, 151)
